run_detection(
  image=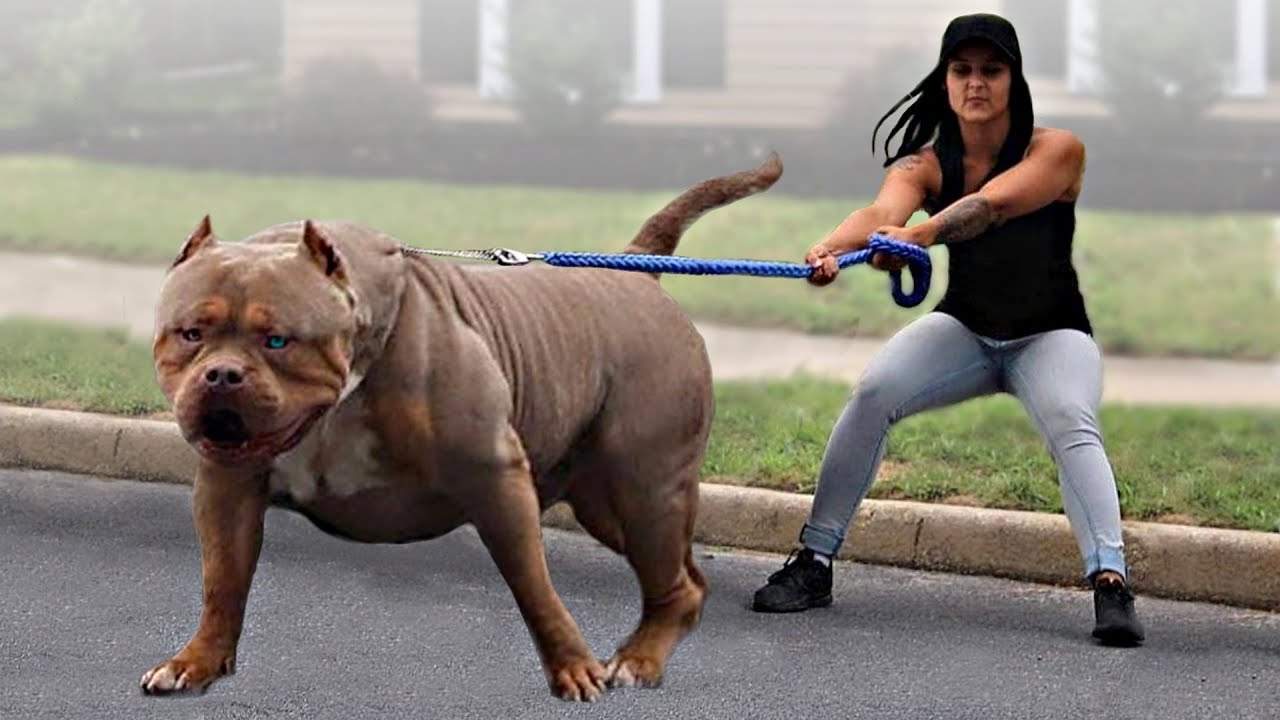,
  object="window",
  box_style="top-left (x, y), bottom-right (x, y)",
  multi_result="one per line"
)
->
top-left (509, 0), bottom-right (634, 76)
top-left (1067, 0), bottom-right (1256, 95)
top-left (420, 0), bottom-right (480, 84)
top-left (478, 0), bottom-right (661, 102)
top-left (446, 0), bottom-right (726, 100)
